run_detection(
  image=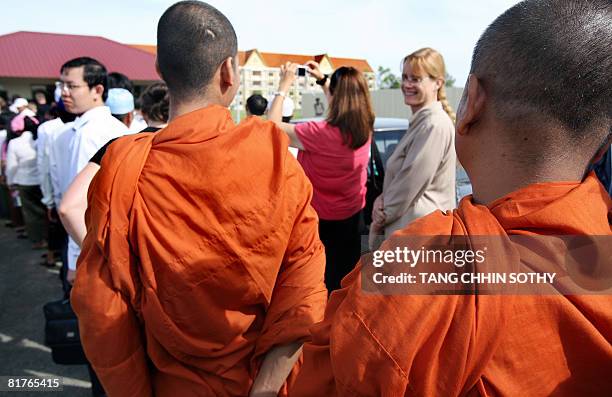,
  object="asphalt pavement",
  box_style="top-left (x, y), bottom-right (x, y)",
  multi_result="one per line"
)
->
top-left (0, 223), bottom-right (91, 396)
